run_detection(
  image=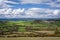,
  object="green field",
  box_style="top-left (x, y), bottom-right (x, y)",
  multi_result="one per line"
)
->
top-left (0, 20), bottom-right (60, 32)
top-left (0, 20), bottom-right (60, 37)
